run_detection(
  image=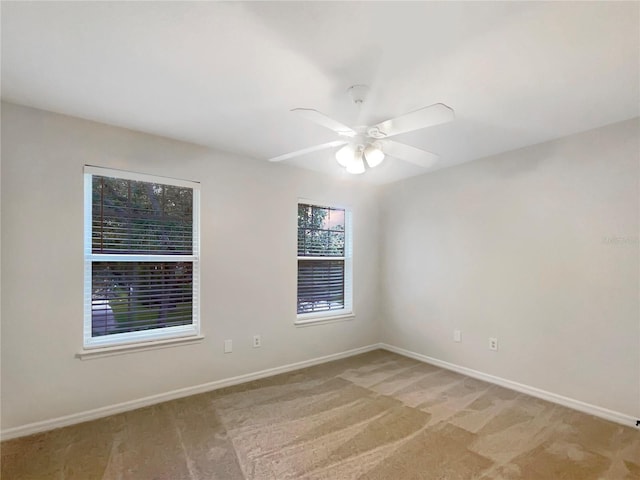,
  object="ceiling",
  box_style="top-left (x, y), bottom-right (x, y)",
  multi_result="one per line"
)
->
top-left (2, 2), bottom-right (638, 184)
